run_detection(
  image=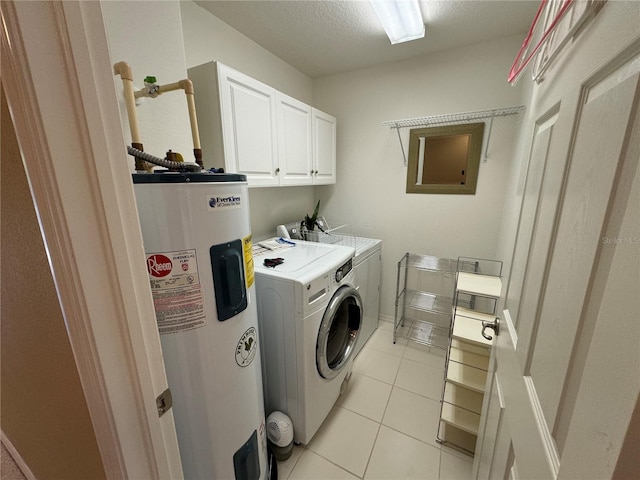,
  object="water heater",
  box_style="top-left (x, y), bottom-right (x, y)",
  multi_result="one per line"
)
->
top-left (133, 171), bottom-right (267, 480)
